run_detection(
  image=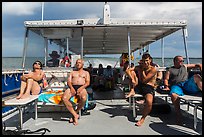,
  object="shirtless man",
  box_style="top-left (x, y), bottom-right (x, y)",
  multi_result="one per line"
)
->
top-left (62, 59), bottom-right (90, 126)
top-left (126, 53), bottom-right (157, 126)
top-left (16, 60), bottom-right (45, 99)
